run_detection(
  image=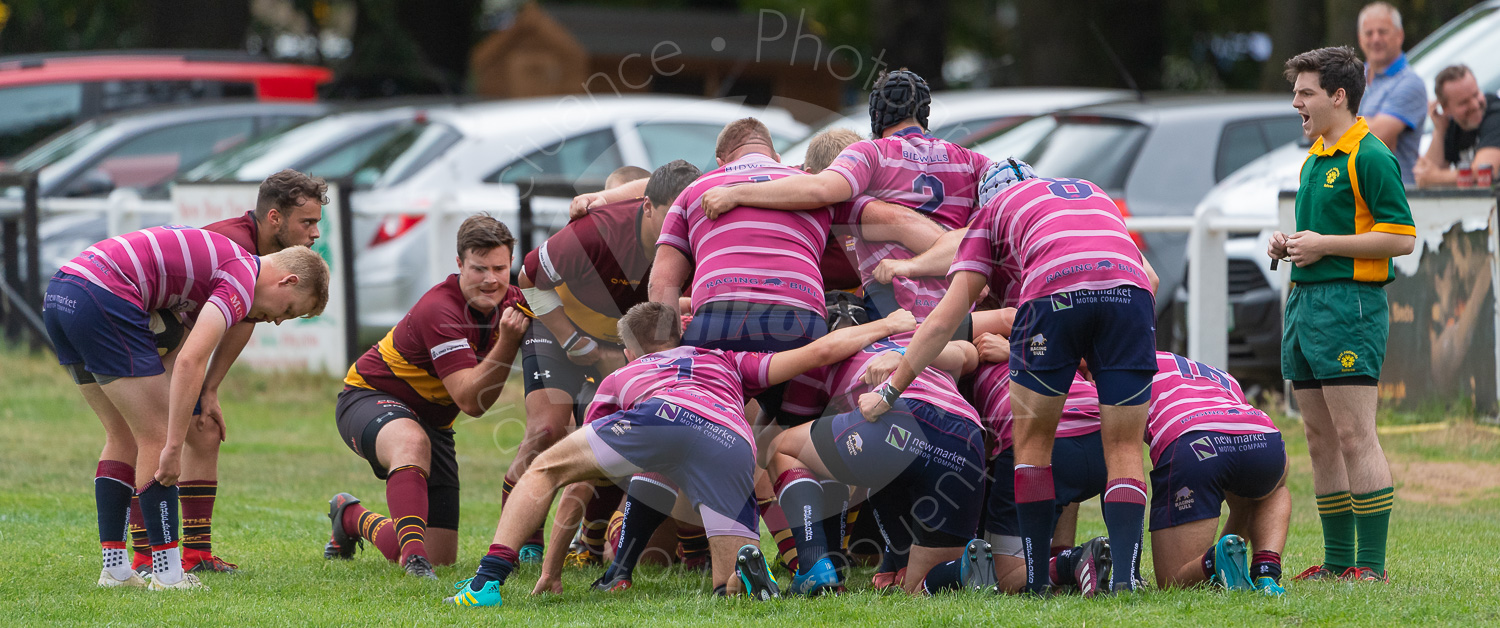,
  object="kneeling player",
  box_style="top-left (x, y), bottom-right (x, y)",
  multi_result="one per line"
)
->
top-left (446, 302), bottom-right (917, 607)
top-left (771, 331), bottom-right (987, 596)
top-left (324, 215), bottom-right (528, 578)
top-left (1147, 352), bottom-right (1289, 595)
